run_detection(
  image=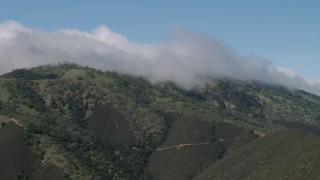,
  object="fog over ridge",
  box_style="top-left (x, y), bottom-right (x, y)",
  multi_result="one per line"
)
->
top-left (1, 20), bottom-right (320, 95)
